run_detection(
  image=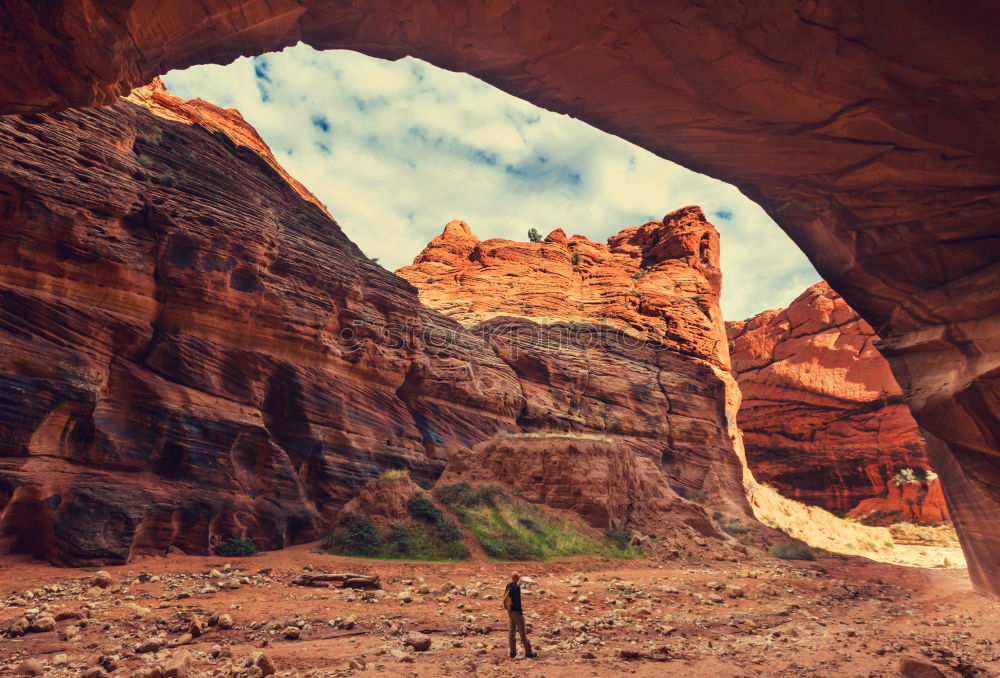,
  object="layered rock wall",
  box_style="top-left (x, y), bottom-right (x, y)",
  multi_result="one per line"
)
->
top-left (727, 283), bottom-right (947, 522)
top-left (0, 86), bottom-right (523, 564)
top-left (0, 85), bottom-right (747, 564)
